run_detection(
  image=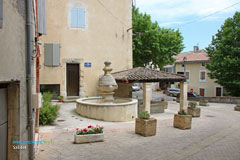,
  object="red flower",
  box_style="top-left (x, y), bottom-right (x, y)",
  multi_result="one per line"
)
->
top-left (125, 80), bottom-right (129, 84)
top-left (95, 130), bottom-right (99, 133)
top-left (88, 125), bottom-right (93, 128)
top-left (83, 128), bottom-right (88, 132)
top-left (76, 128), bottom-right (79, 131)
top-left (161, 97), bottom-right (165, 101)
